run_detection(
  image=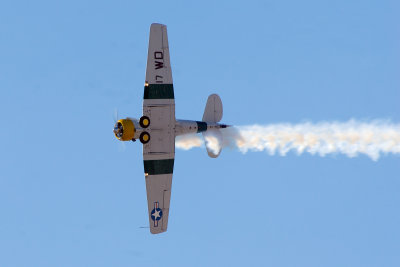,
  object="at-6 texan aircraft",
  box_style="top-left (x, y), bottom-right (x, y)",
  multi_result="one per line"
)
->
top-left (113, 23), bottom-right (229, 234)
